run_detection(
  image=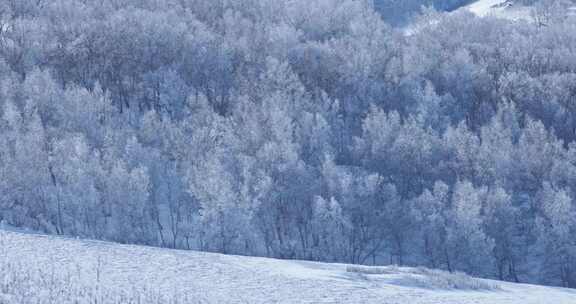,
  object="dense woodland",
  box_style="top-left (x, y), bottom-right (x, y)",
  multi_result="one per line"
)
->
top-left (0, 0), bottom-right (576, 288)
